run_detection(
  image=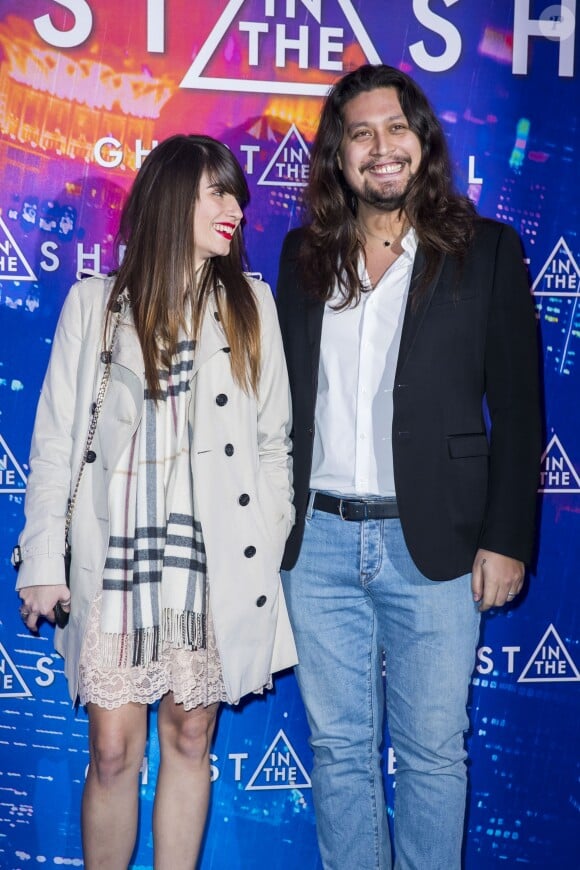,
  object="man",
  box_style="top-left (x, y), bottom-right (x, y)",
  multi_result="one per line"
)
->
top-left (275, 64), bottom-right (541, 870)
